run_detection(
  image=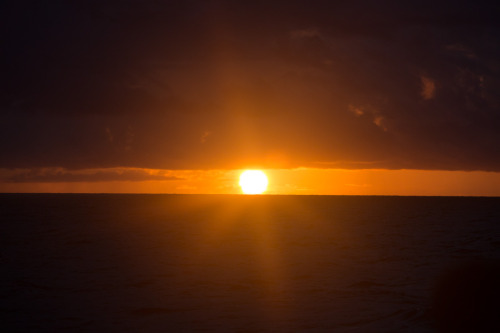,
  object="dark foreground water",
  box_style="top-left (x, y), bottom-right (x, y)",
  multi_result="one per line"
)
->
top-left (1, 194), bottom-right (499, 332)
